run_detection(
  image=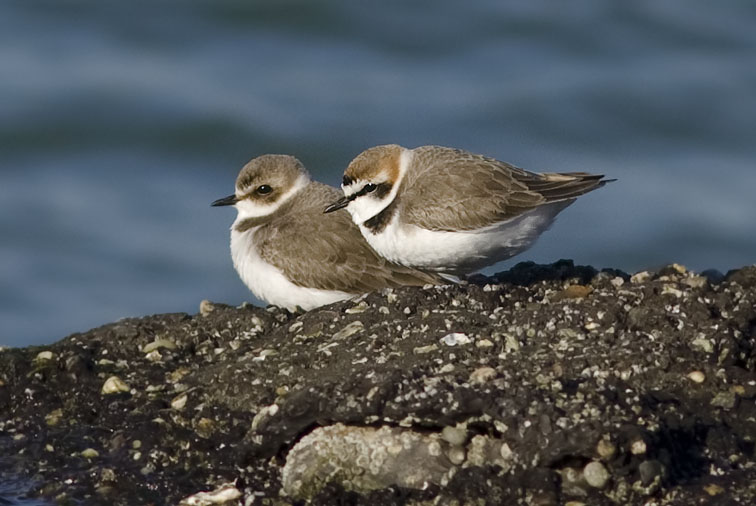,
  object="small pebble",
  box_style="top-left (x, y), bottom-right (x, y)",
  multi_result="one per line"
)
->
top-left (34, 351), bottom-right (54, 362)
top-left (171, 393), bottom-right (188, 410)
top-left (447, 446), bottom-right (465, 465)
top-left (196, 418), bottom-right (216, 439)
top-left (683, 275), bottom-right (708, 288)
top-left (413, 344), bottom-right (438, 354)
top-left (45, 409), bottom-right (63, 427)
top-left (670, 263), bottom-right (687, 274)
top-left (687, 371), bottom-right (706, 383)
top-left (639, 460), bottom-right (663, 485)
top-left (583, 461), bottom-right (610, 489)
top-left (101, 376), bottom-right (130, 395)
top-left (441, 333), bottom-right (471, 346)
top-left (332, 321), bottom-right (364, 340)
top-left (691, 337), bottom-right (714, 353)
top-left (198, 299), bottom-right (216, 317)
top-left (179, 482), bottom-right (242, 505)
top-left (704, 484), bottom-right (724, 496)
top-left (275, 385), bottom-right (289, 396)
top-left (142, 339), bottom-right (176, 354)
top-left (661, 285), bottom-right (684, 298)
top-left (469, 366), bottom-right (496, 384)
top-left (631, 271), bottom-right (651, 283)
top-left (630, 439), bottom-right (647, 455)
top-left (597, 438), bottom-right (616, 460)
top-left (711, 392), bottom-right (737, 410)
top-left (145, 350), bottom-right (162, 362)
top-left (559, 285), bottom-right (593, 299)
top-left (81, 448), bottom-right (99, 459)
top-left (441, 426), bottom-right (468, 447)
top-left (559, 467), bottom-right (588, 497)
top-left (345, 301), bottom-right (368, 314)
